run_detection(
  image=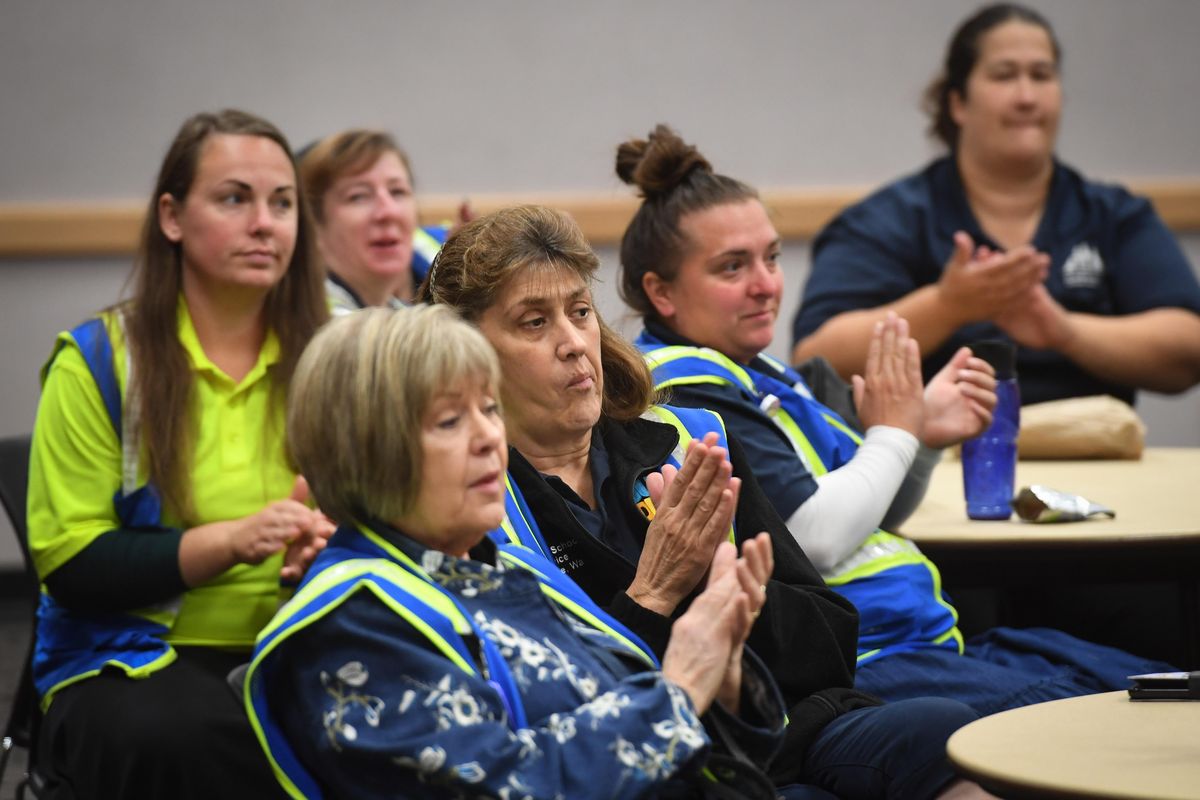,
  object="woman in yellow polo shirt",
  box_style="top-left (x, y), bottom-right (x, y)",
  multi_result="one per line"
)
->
top-left (27, 109), bottom-right (330, 799)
